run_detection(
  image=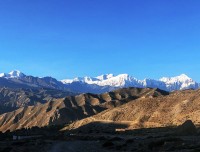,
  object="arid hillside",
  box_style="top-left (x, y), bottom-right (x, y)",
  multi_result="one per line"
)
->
top-left (63, 89), bottom-right (200, 132)
top-left (0, 87), bottom-right (74, 114)
top-left (0, 87), bottom-right (167, 132)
